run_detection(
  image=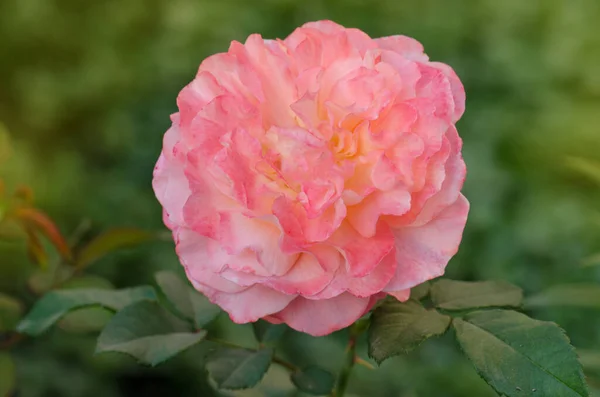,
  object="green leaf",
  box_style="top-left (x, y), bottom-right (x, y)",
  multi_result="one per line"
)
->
top-left (454, 310), bottom-right (589, 397)
top-left (58, 307), bottom-right (113, 334)
top-left (368, 299), bottom-right (451, 364)
top-left (155, 271), bottom-right (193, 317)
top-left (17, 286), bottom-right (156, 336)
top-left (525, 284), bottom-right (600, 309)
top-left (291, 366), bottom-right (335, 395)
top-left (76, 228), bottom-right (156, 270)
top-left (431, 279), bottom-right (523, 310)
top-left (252, 320), bottom-right (286, 346)
top-left (410, 281), bottom-right (431, 301)
top-left (58, 276), bottom-right (115, 333)
top-left (190, 293), bottom-right (221, 328)
top-left (155, 271), bottom-right (221, 328)
top-left (206, 347), bottom-right (273, 390)
top-left (0, 352), bottom-right (16, 397)
top-left (96, 300), bottom-right (206, 366)
top-left (0, 293), bottom-right (23, 331)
